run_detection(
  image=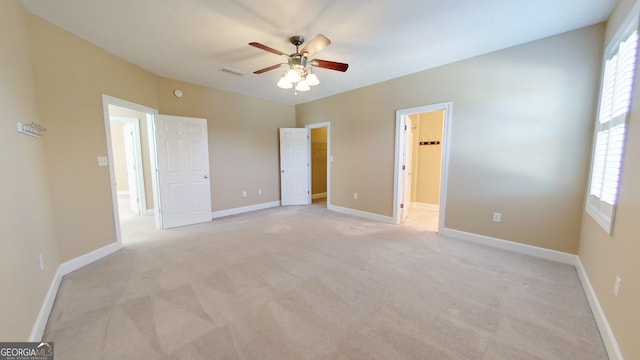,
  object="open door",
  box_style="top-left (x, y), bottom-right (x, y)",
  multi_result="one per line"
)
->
top-left (280, 128), bottom-right (311, 206)
top-left (155, 115), bottom-right (212, 228)
top-left (123, 121), bottom-right (144, 215)
top-left (399, 116), bottom-right (413, 223)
